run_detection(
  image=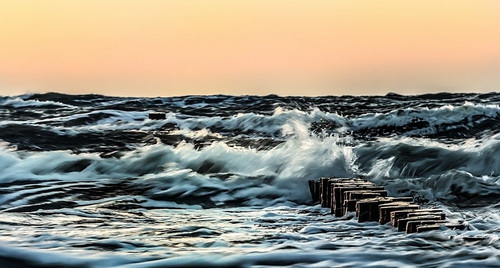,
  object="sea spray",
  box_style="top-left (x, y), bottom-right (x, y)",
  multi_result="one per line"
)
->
top-left (0, 92), bottom-right (499, 267)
